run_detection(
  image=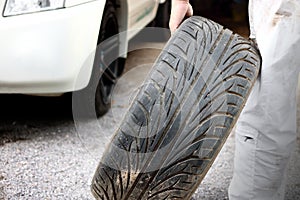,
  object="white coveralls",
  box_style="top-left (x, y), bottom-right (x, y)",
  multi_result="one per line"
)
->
top-left (229, 0), bottom-right (300, 199)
